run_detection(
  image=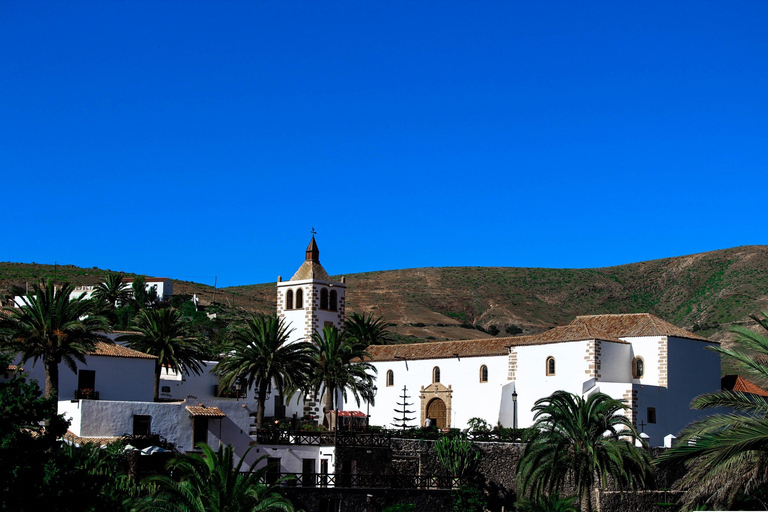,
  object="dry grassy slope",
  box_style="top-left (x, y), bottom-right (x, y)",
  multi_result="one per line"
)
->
top-left (3, 246), bottom-right (768, 345)
top-left (223, 245), bottom-right (768, 344)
